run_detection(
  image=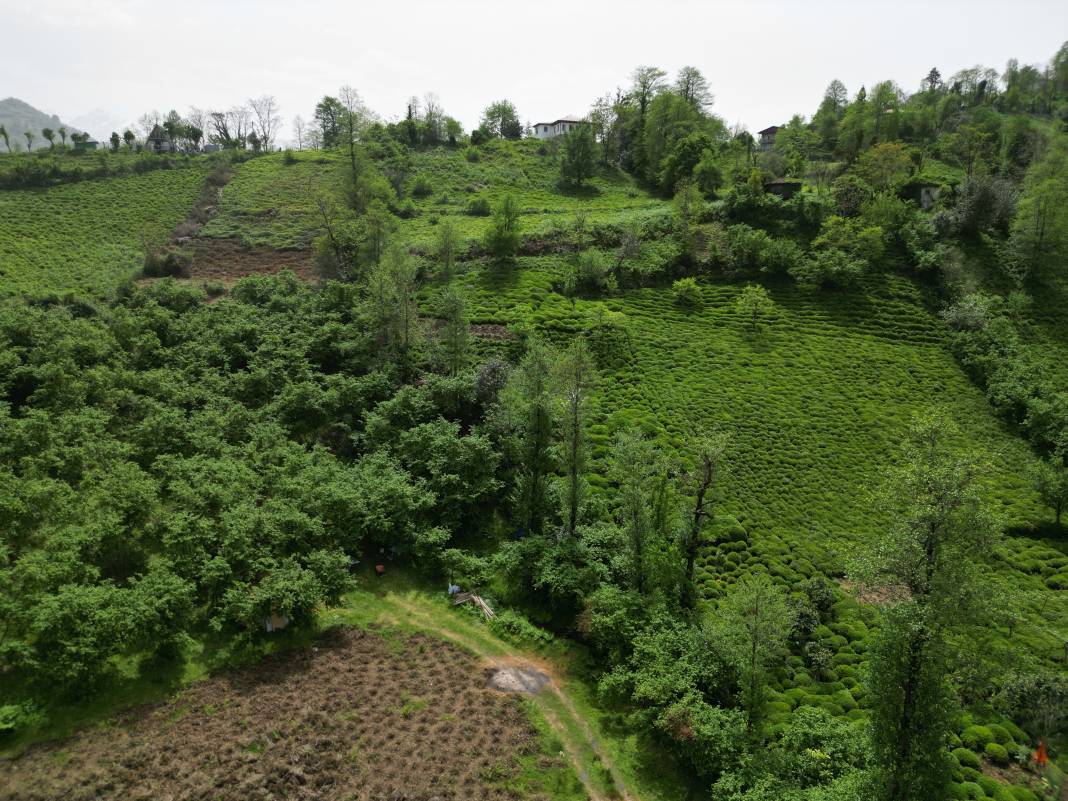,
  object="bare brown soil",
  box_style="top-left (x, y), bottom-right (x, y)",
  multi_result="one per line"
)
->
top-left (0, 628), bottom-right (558, 801)
top-left (189, 239), bottom-right (317, 285)
top-left (469, 324), bottom-right (510, 341)
top-left (837, 579), bottom-right (911, 606)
